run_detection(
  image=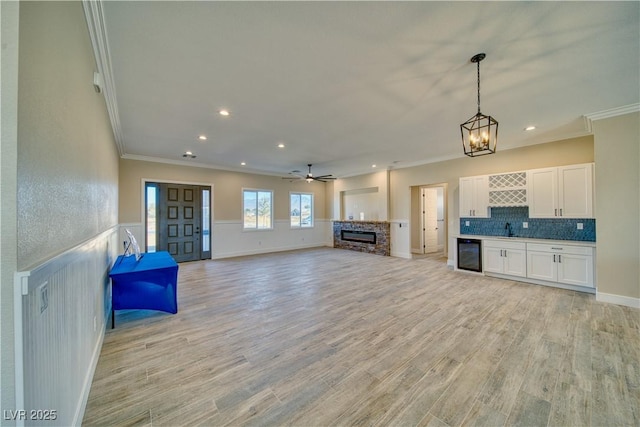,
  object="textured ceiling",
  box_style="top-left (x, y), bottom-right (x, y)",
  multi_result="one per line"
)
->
top-left (101, 1), bottom-right (639, 178)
